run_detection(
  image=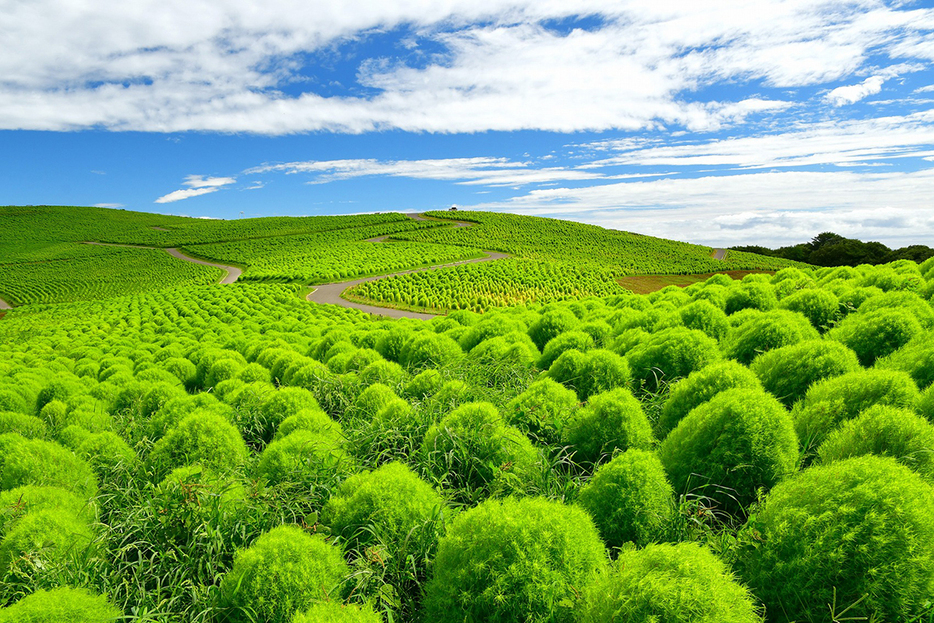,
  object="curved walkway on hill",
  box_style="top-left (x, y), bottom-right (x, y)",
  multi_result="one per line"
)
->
top-left (84, 242), bottom-right (242, 284)
top-left (307, 213), bottom-right (508, 320)
top-left (0, 296), bottom-right (10, 310)
top-left (712, 248), bottom-right (728, 260)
